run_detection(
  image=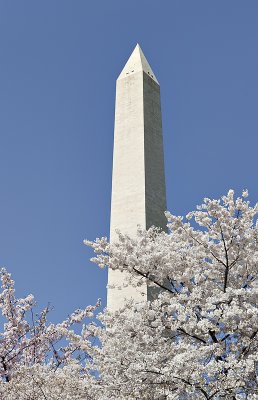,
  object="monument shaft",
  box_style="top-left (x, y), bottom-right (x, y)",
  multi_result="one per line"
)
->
top-left (108, 45), bottom-right (167, 310)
